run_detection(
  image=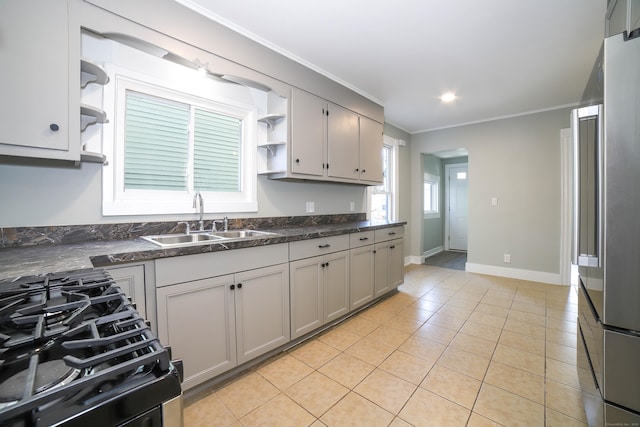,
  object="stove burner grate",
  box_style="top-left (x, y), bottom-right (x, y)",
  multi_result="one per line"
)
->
top-left (0, 269), bottom-right (179, 426)
top-left (0, 360), bottom-right (81, 405)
